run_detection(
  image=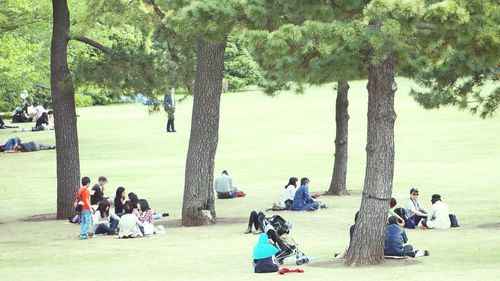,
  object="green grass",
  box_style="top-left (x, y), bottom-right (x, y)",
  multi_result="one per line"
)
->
top-left (0, 78), bottom-right (499, 281)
